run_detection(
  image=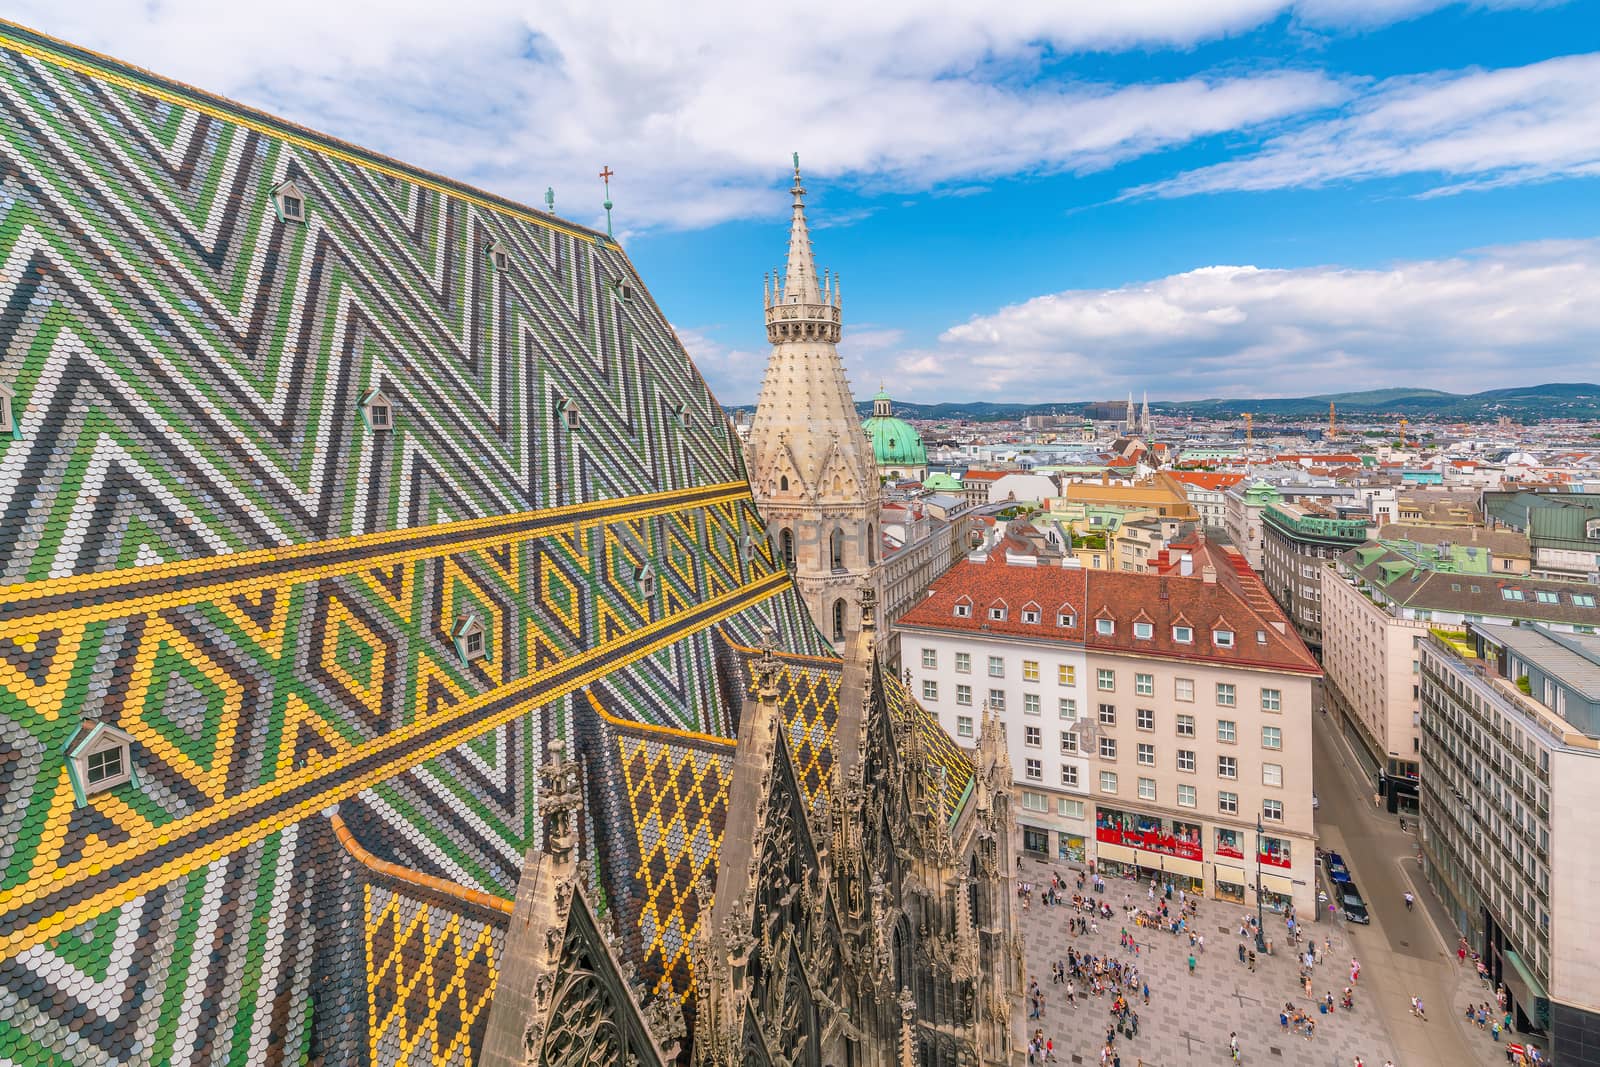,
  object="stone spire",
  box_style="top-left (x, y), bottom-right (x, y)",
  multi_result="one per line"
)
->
top-left (747, 155), bottom-right (880, 648)
top-left (1141, 391), bottom-right (1152, 436)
